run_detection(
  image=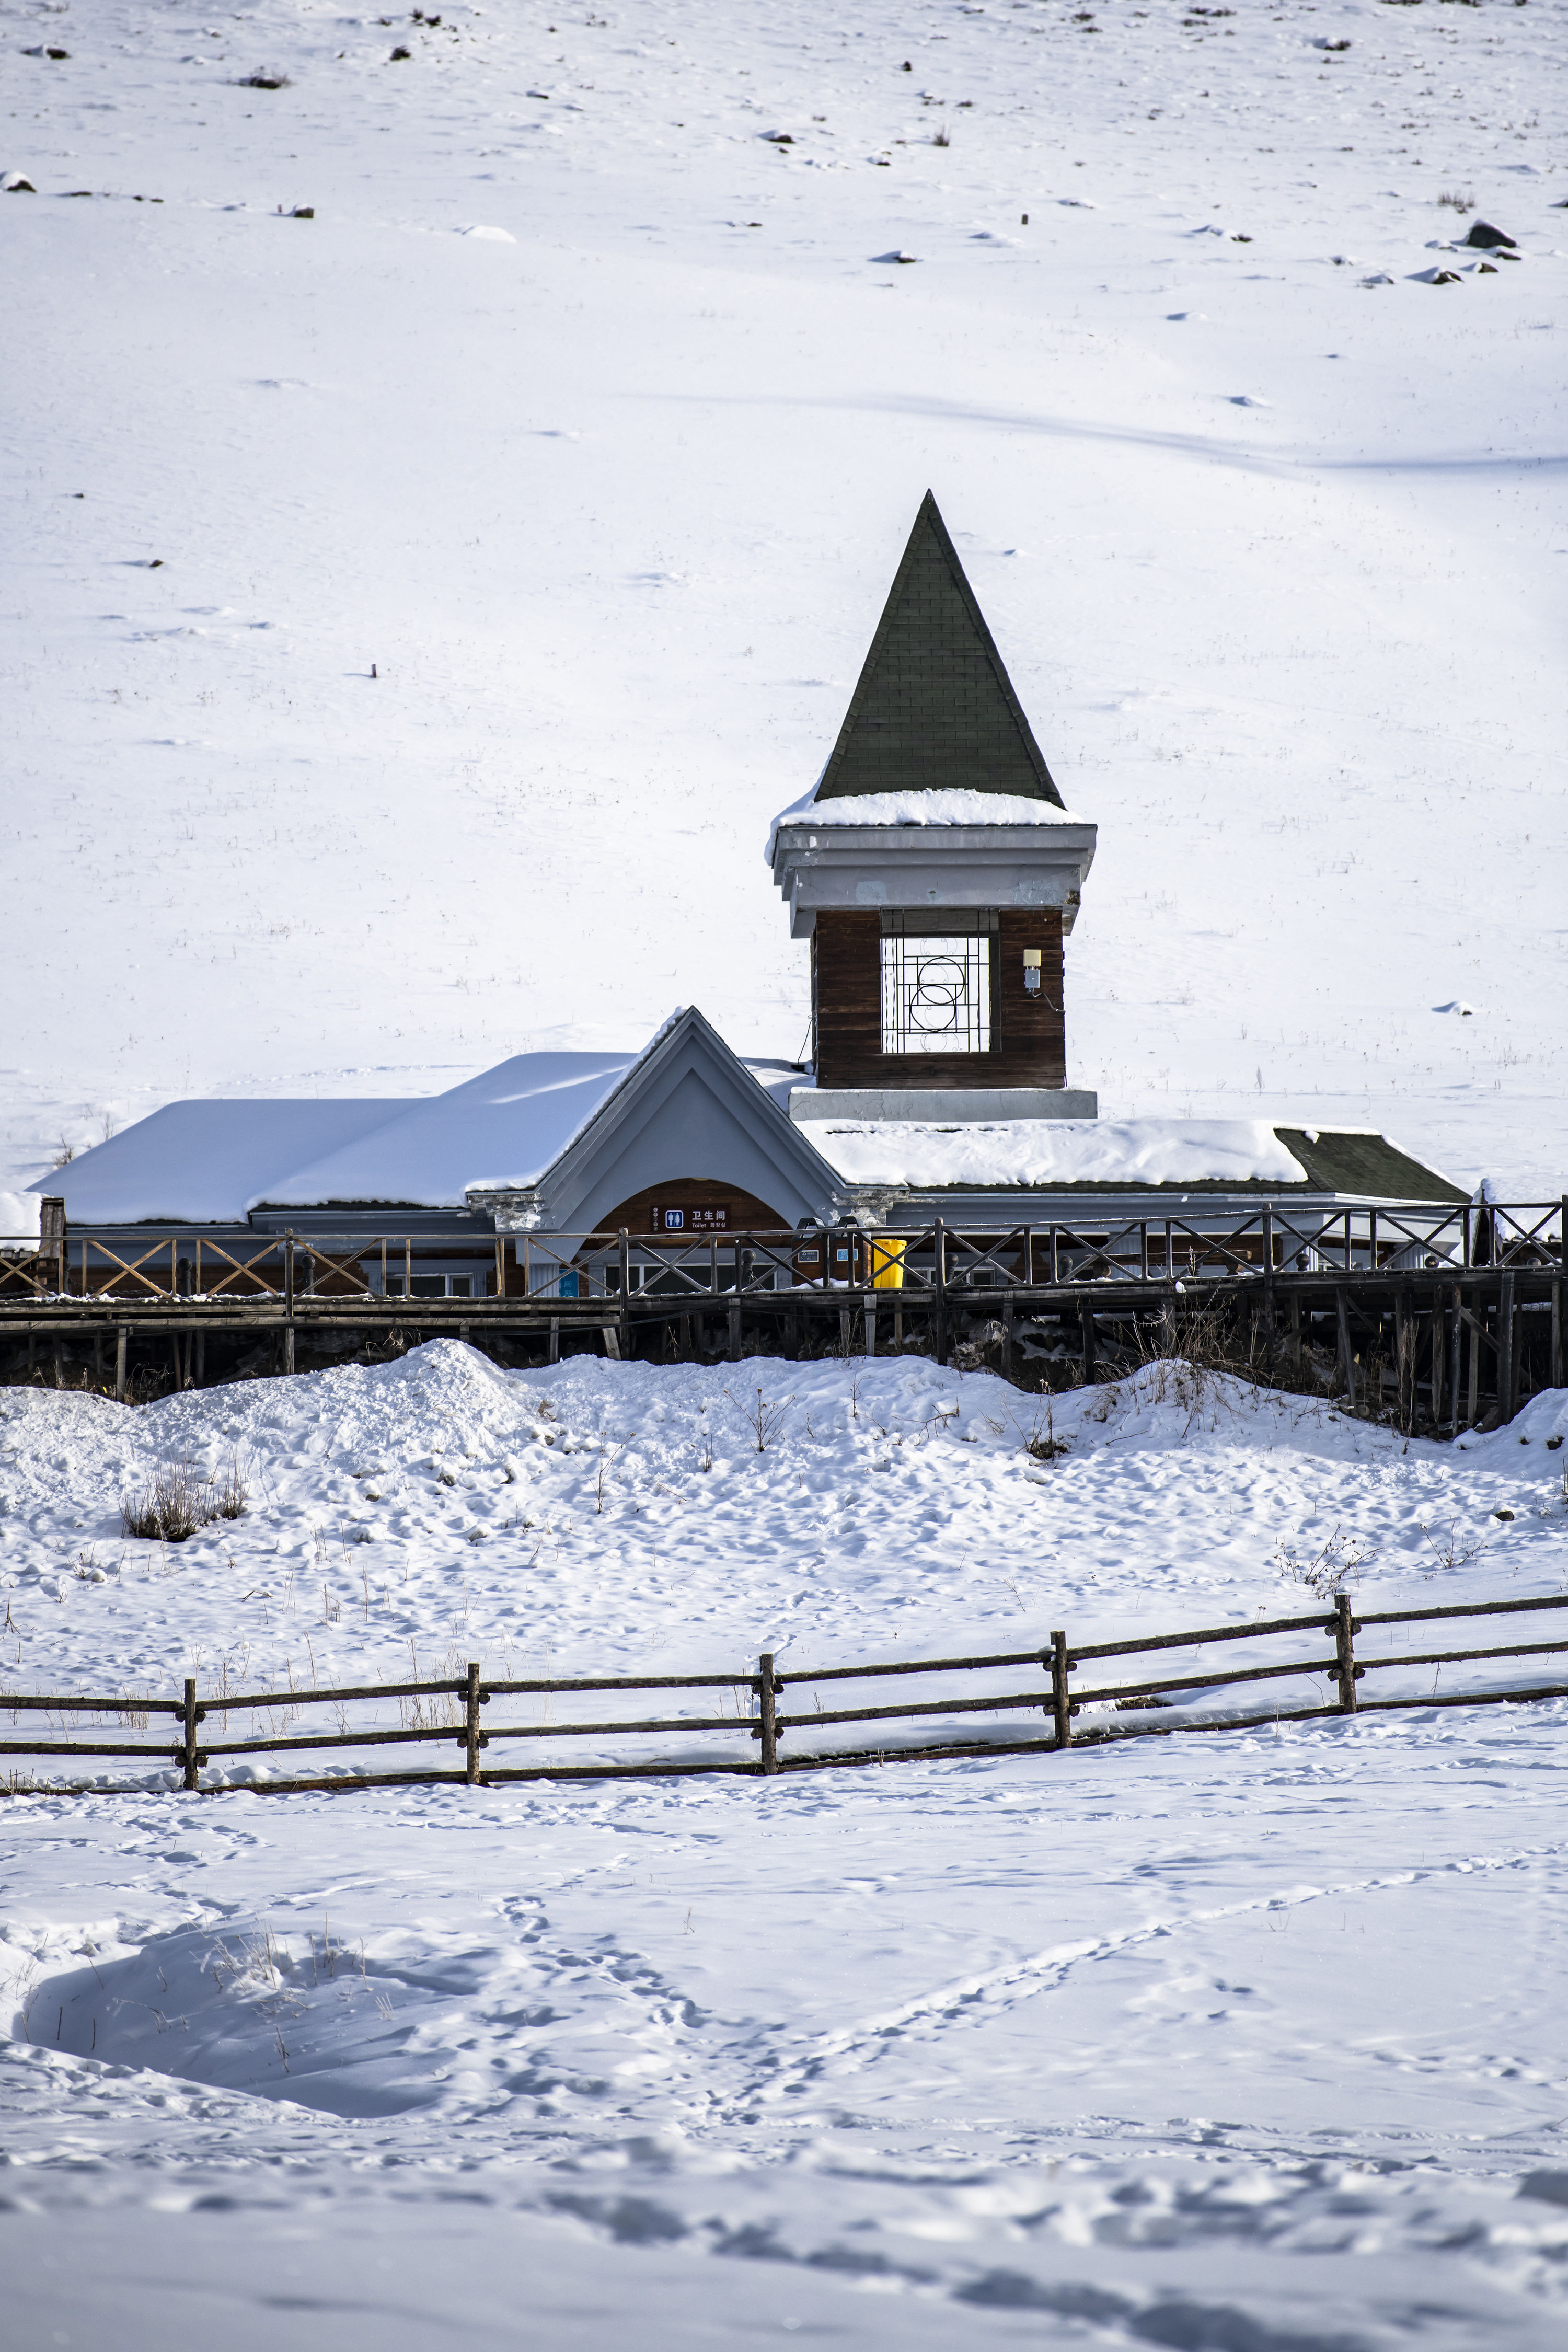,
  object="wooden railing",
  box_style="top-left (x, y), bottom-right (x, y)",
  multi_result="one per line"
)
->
top-left (3, 1201), bottom-right (1564, 1307)
top-left (6, 1588), bottom-right (1567, 1796)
